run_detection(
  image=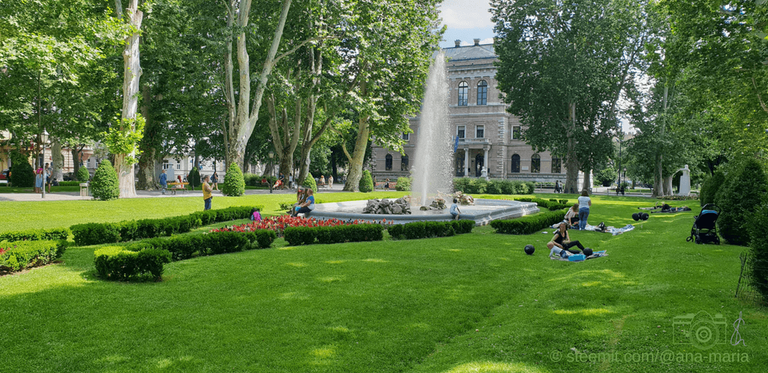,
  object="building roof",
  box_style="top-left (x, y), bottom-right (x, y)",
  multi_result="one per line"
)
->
top-left (443, 43), bottom-right (496, 61)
